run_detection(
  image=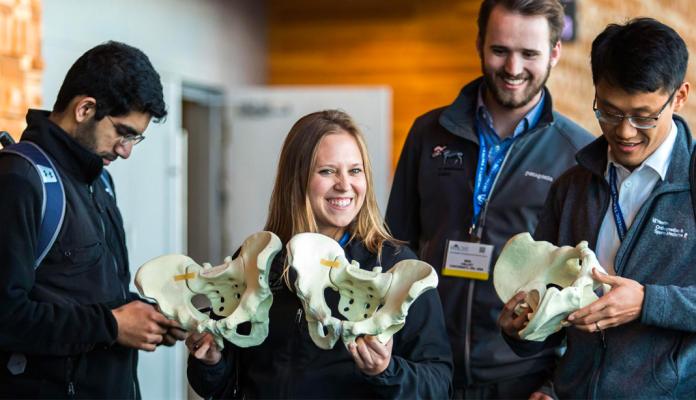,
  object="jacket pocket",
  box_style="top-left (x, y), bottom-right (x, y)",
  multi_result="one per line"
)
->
top-left (674, 333), bottom-right (696, 394)
top-left (651, 331), bottom-right (680, 394)
top-left (59, 241), bottom-right (103, 275)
